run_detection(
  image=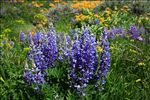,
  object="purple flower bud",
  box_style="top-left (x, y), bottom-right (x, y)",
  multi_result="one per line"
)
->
top-left (27, 32), bottom-right (32, 44)
top-left (10, 41), bottom-right (14, 47)
top-left (20, 32), bottom-right (25, 42)
top-left (2, 40), bottom-right (6, 44)
top-left (97, 28), bottom-right (111, 84)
